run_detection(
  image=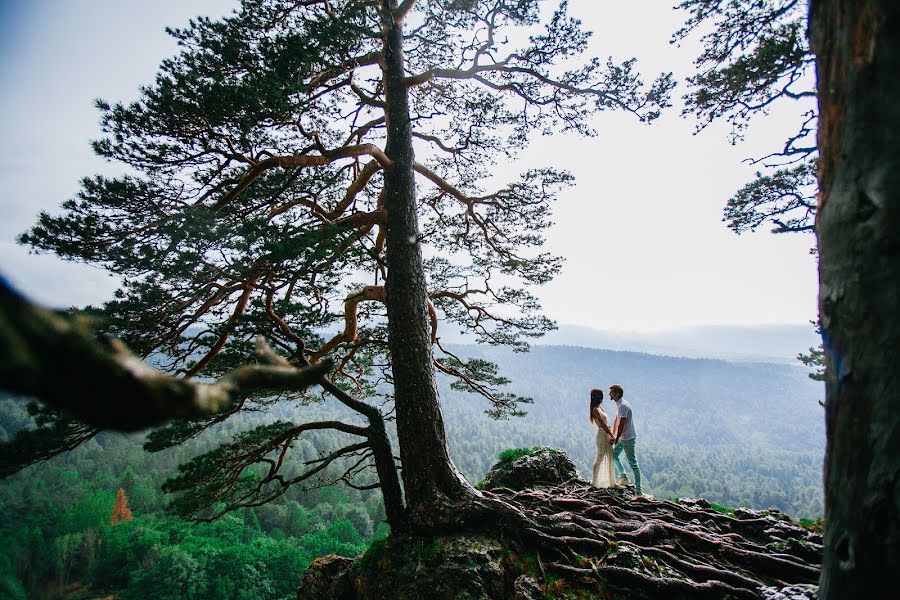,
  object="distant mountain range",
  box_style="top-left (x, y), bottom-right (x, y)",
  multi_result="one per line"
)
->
top-left (0, 338), bottom-right (827, 517)
top-left (441, 322), bottom-right (821, 364)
